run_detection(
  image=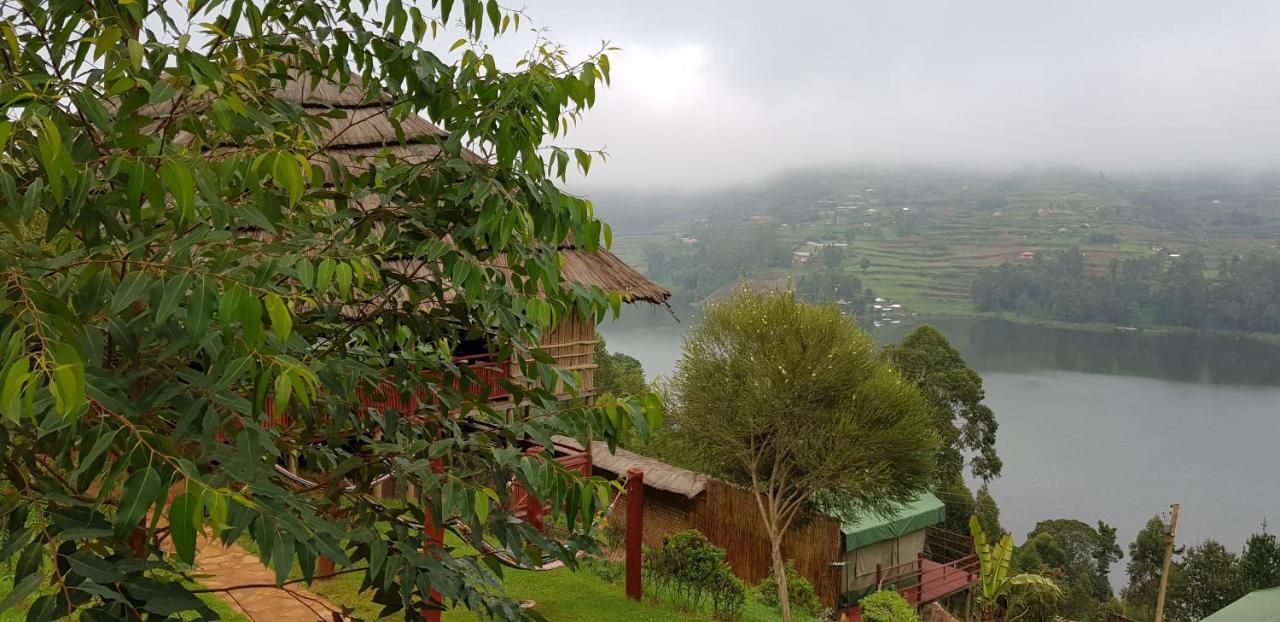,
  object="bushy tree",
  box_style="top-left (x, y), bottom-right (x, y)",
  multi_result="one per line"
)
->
top-left (1180, 540), bottom-right (1244, 620)
top-left (668, 289), bottom-right (937, 622)
top-left (1240, 527), bottom-right (1280, 591)
top-left (0, 1), bottom-right (658, 619)
top-left (1017, 519), bottom-right (1122, 621)
top-left (595, 337), bottom-right (647, 397)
